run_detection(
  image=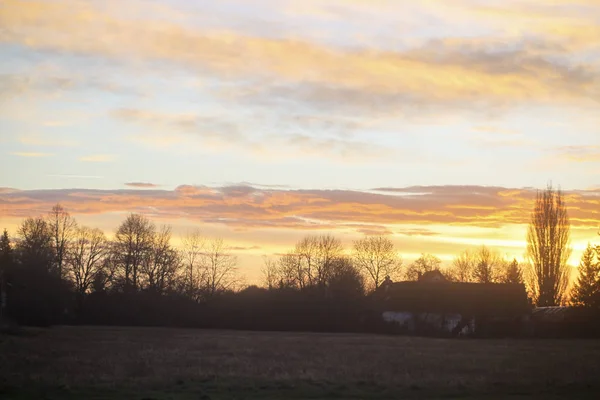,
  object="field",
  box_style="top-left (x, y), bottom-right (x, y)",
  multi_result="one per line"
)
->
top-left (1, 326), bottom-right (600, 399)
